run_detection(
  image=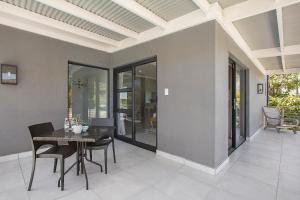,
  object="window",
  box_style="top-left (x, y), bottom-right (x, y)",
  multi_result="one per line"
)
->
top-left (68, 62), bottom-right (109, 124)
